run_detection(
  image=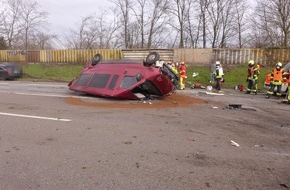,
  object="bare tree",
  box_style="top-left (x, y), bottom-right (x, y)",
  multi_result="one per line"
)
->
top-left (19, 0), bottom-right (48, 50)
top-left (111, 0), bottom-right (133, 49)
top-left (112, 0), bottom-right (170, 49)
top-left (219, 0), bottom-right (236, 48)
top-left (198, 0), bottom-right (211, 48)
top-left (182, 0), bottom-right (201, 48)
top-left (29, 32), bottom-right (57, 49)
top-left (0, 36), bottom-right (8, 49)
top-left (206, 0), bottom-right (238, 48)
top-left (169, 0), bottom-right (192, 48)
top-left (0, 0), bottom-right (22, 49)
top-left (252, 0), bottom-right (290, 47)
top-left (132, 0), bottom-right (146, 48)
top-left (145, 0), bottom-right (170, 48)
top-left (65, 11), bottom-right (120, 49)
top-left (232, 0), bottom-right (250, 48)
top-left (0, 0), bottom-right (50, 50)
top-left (65, 16), bottom-right (95, 49)
top-left (3, 0), bottom-right (290, 49)
top-left (94, 12), bottom-right (119, 49)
